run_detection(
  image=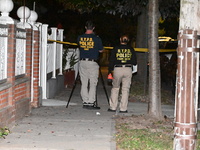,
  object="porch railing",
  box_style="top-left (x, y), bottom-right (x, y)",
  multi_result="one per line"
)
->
top-left (40, 25), bottom-right (64, 99)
